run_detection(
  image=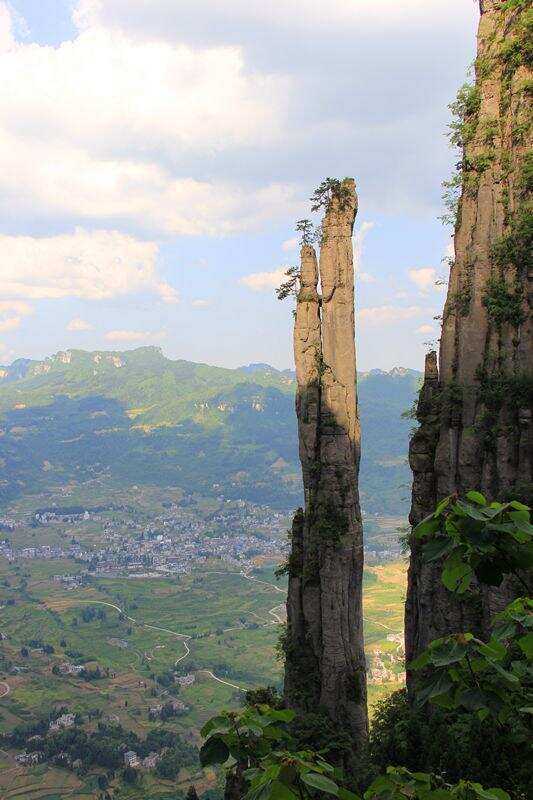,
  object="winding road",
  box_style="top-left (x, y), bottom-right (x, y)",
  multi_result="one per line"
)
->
top-left (58, 567), bottom-right (285, 692)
